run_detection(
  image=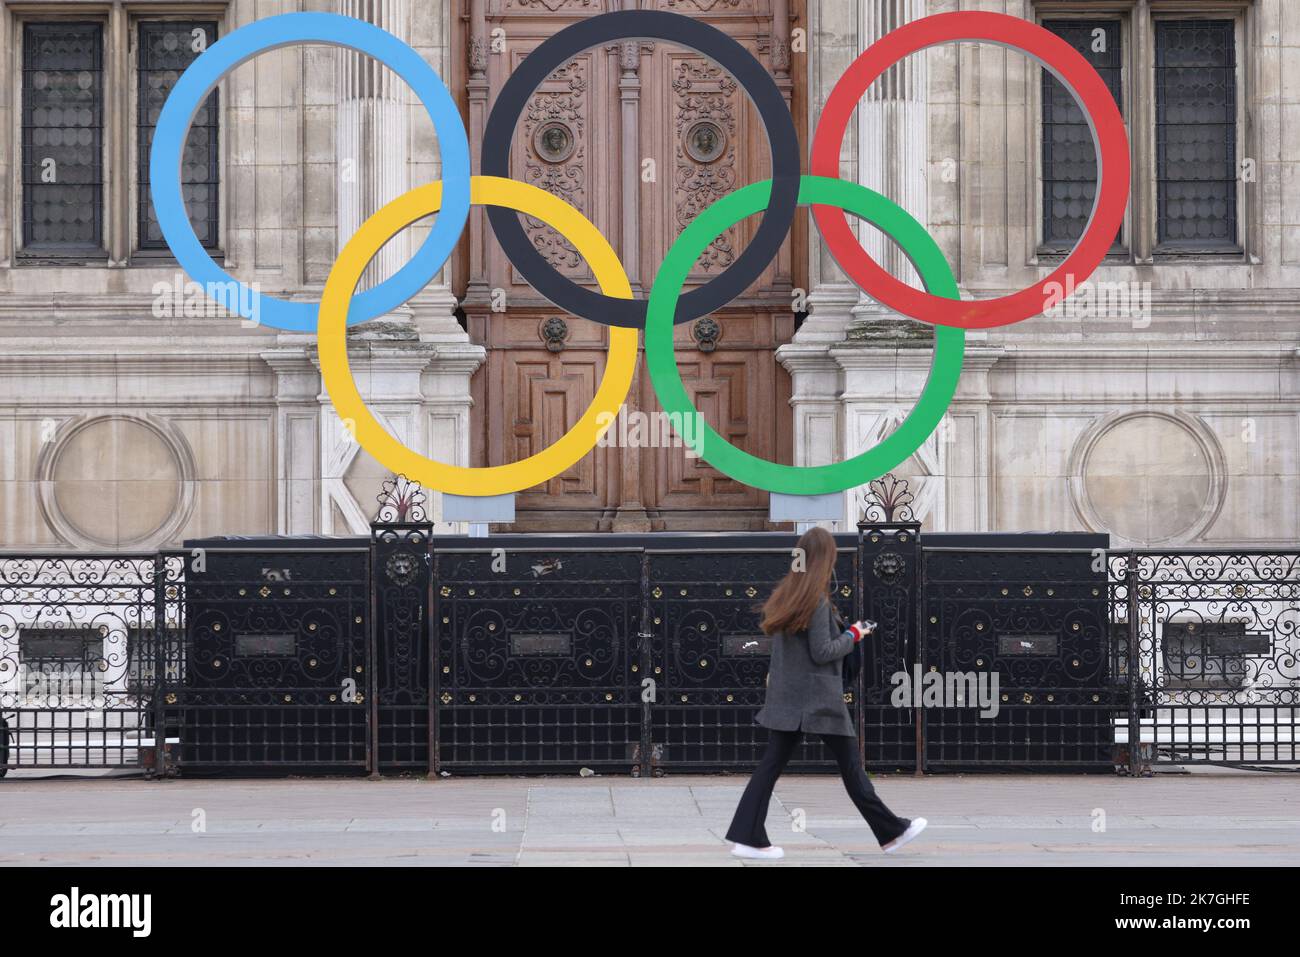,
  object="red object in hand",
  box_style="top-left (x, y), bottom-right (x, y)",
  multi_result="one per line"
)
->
top-left (847, 621), bottom-right (876, 643)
